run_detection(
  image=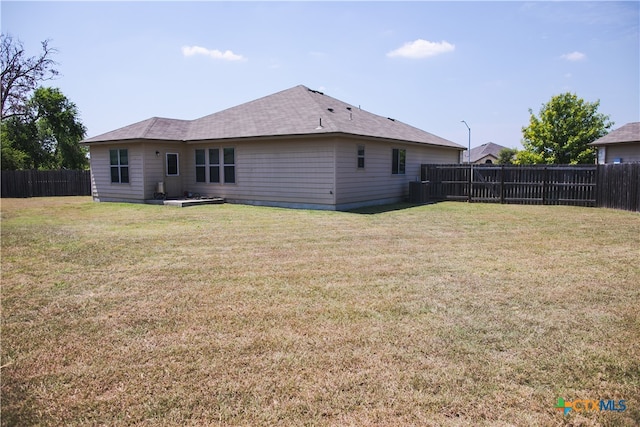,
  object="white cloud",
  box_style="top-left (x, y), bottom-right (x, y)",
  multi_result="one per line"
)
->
top-left (181, 45), bottom-right (246, 61)
top-left (387, 39), bottom-right (455, 59)
top-left (561, 51), bottom-right (586, 61)
top-left (308, 51), bottom-right (327, 59)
